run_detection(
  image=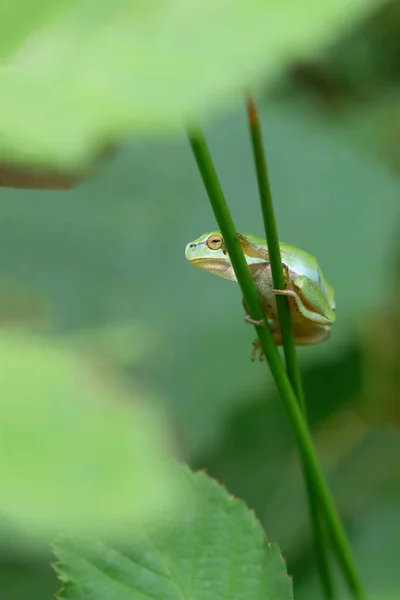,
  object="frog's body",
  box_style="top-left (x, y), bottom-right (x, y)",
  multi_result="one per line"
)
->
top-left (185, 231), bottom-right (335, 354)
